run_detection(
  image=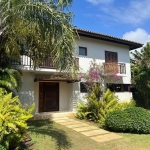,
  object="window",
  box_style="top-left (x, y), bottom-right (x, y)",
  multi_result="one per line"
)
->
top-left (105, 51), bottom-right (118, 73)
top-left (105, 51), bottom-right (118, 63)
top-left (107, 84), bottom-right (130, 92)
top-left (79, 47), bottom-right (87, 56)
top-left (80, 82), bottom-right (100, 93)
top-left (80, 82), bottom-right (88, 93)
